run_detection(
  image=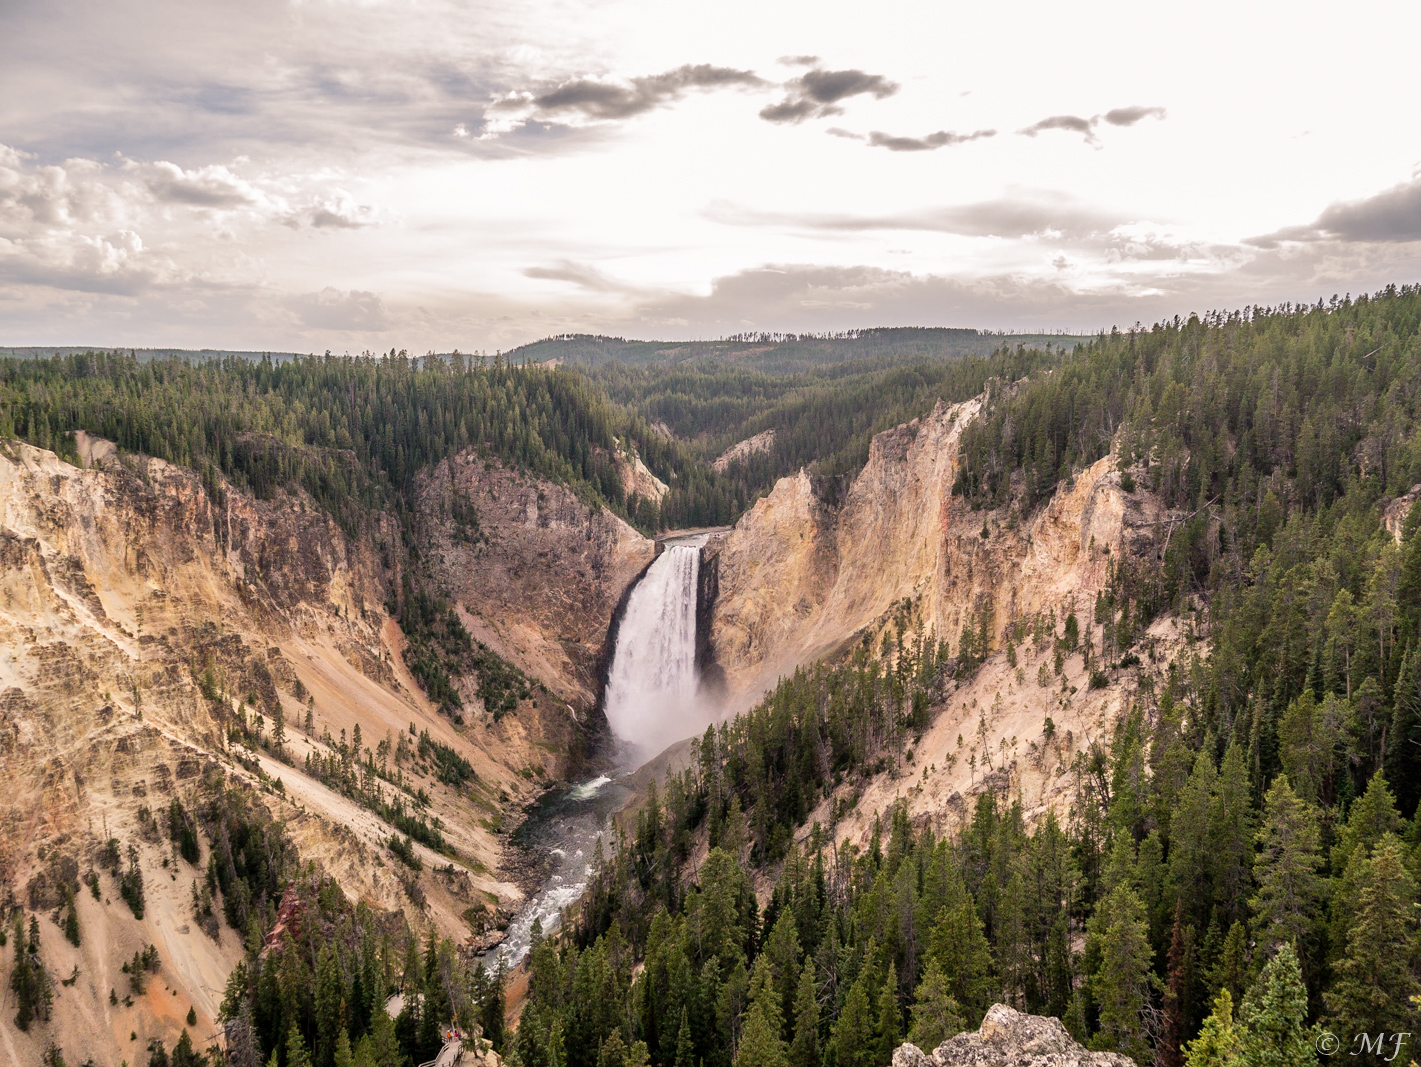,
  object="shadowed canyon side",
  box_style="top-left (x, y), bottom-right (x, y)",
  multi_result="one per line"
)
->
top-left (704, 390), bottom-right (1175, 836)
top-left (0, 440), bottom-right (641, 1065)
top-left (417, 451), bottom-right (656, 709)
